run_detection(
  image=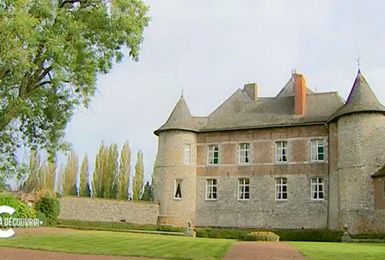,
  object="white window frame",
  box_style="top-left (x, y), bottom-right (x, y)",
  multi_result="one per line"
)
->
top-left (238, 143), bottom-right (251, 164)
top-left (207, 144), bottom-right (219, 165)
top-left (275, 141), bottom-right (288, 163)
top-left (174, 179), bottom-right (183, 200)
top-left (206, 179), bottom-right (217, 200)
top-left (238, 178), bottom-right (250, 200)
top-left (311, 139), bottom-right (325, 162)
top-left (183, 144), bottom-right (191, 165)
top-left (275, 177), bottom-right (288, 201)
top-left (311, 177), bottom-right (324, 201)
